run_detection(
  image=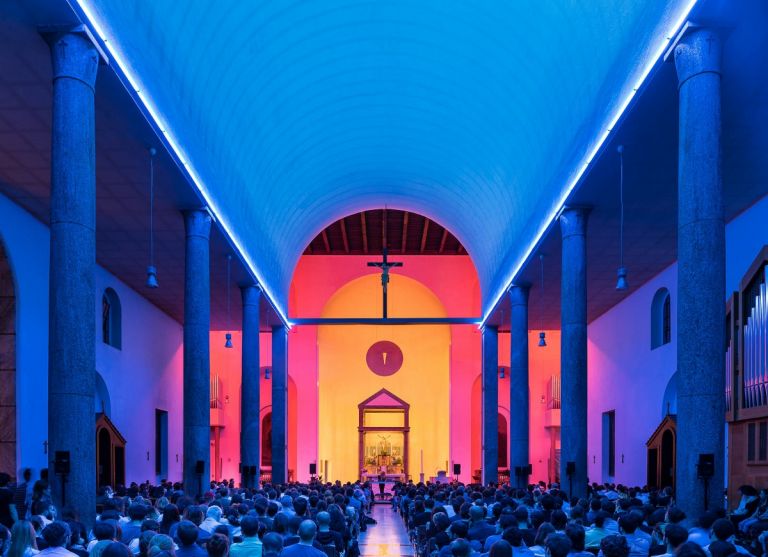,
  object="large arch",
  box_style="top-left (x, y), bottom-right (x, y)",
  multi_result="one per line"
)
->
top-left (0, 239), bottom-right (16, 478)
top-left (288, 208), bottom-right (481, 318)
